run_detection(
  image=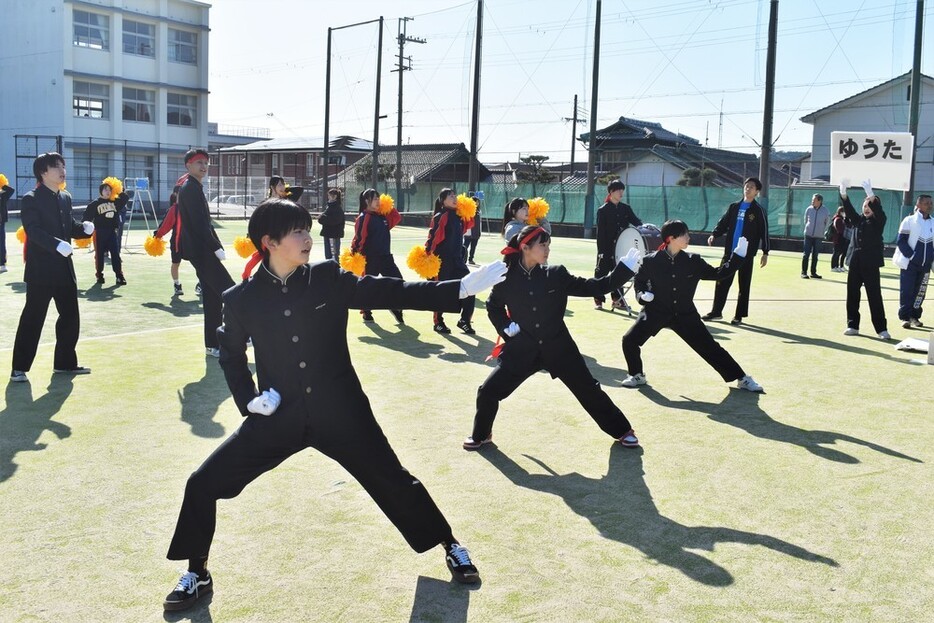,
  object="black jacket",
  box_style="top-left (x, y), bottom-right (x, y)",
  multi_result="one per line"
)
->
top-left (634, 249), bottom-right (742, 323)
top-left (842, 195), bottom-right (886, 268)
top-left (0, 185), bottom-right (13, 223)
top-left (317, 200), bottom-right (345, 239)
top-left (177, 176), bottom-right (222, 261)
top-left (711, 199), bottom-right (770, 258)
top-left (425, 208), bottom-right (469, 280)
top-left (596, 201), bottom-right (642, 258)
top-left (487, 260), bottom-right (634, 374)
top-left (82, 192), bottom-right (128, 237)
top-left (21, 185), bottom-right (91, 285)
top-left (217, 260), bottom-right (461, 421)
